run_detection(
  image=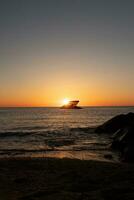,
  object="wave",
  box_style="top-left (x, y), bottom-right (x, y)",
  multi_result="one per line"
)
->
top-left (0, 147), bottom-right (109, 154)
top-left (10, 125), bottom-right (49, 131)
top-left (0, 127), bottom-right (96, 138)
top-left (70, 127), bottom-right (95, 133)
top-left (0, 131), bottom-right (36, 138)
